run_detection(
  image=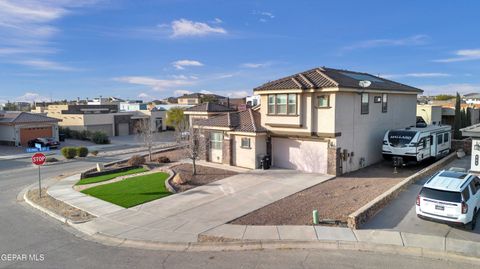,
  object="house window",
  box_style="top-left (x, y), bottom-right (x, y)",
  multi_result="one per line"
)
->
top-left (268, 94), bottom-right (297, 115)
top-left (268, 95), bottom-right (275, 114)
top-left (444, 133), bottom-right (449, 143)
top-left (241, 137), bottom-right (251, 149)
top-left (288, 94), bottom-right (296, 115)
top-left (382, 93), bottom-right (388, 113)
top-left (361, 93), bottom-right (369, 114)
top-left (276, 94), bottom-right (287, 114)
top-left (210, 132), bottom-right (223, 150)
top-left (317, 95), bottom-right (329, 108)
